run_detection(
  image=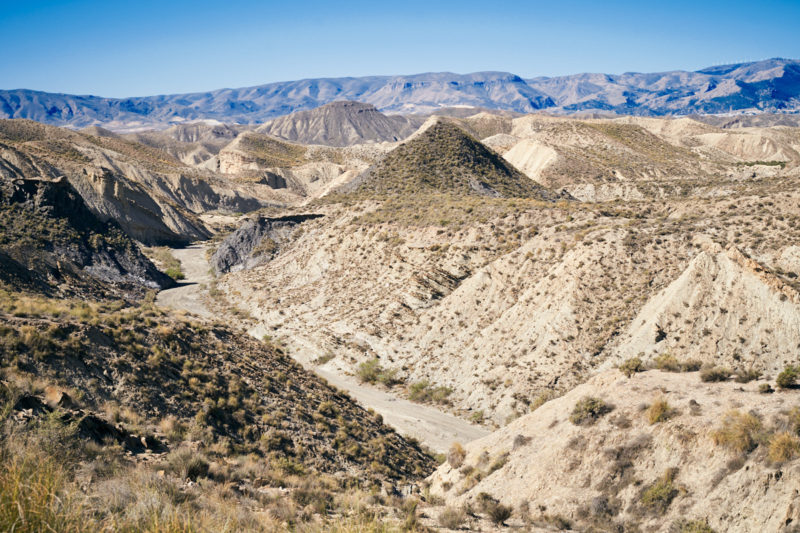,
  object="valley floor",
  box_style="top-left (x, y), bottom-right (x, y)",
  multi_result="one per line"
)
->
top-left (155, 242), bottom-right (489, 452)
